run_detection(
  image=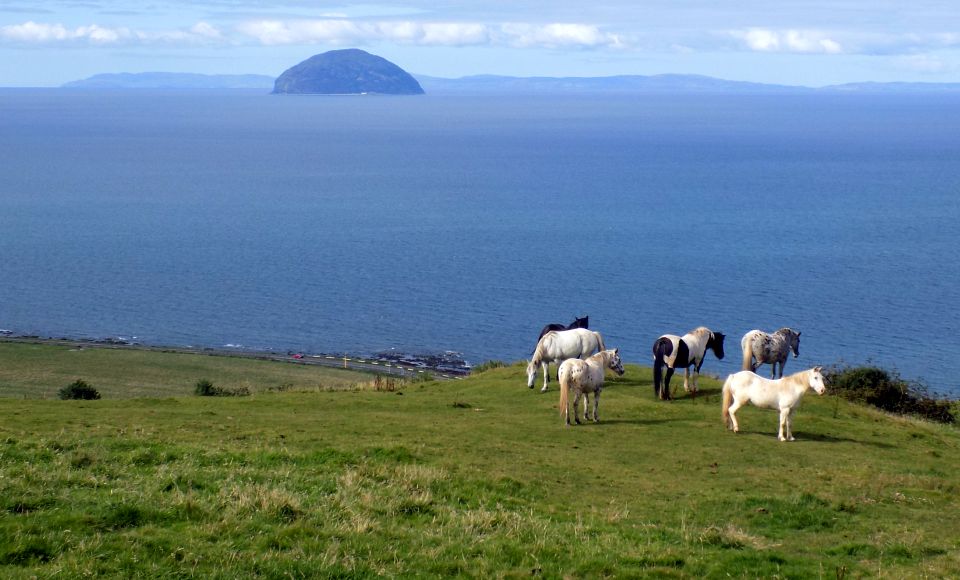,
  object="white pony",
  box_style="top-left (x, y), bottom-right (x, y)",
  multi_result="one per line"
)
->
top-left (558, 349), bottom-right (624, 425)
top-left (722, 367), bottom-right (826, 442)
top-left (741, 328), bottom-right (801, 378)
top-left (527, 328), bottom-right (605, 392)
